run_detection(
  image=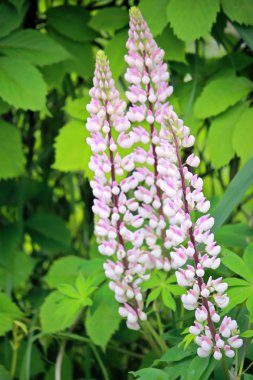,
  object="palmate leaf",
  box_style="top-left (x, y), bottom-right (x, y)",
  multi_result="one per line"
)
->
top-left (0, 29), bottom-right (70, 66)
top-left (130, 368), bottom-right (168, 380)
top-left (221, 249), bottom-right (253, 282)
top-left (186, 356), bottom-right (210, 380)
top-left (0, 121), bottom-right (25, 179)
top-left (167, 0), bottom-right (220, 42)
top-left (0, 57), bottom-right (47, 111)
